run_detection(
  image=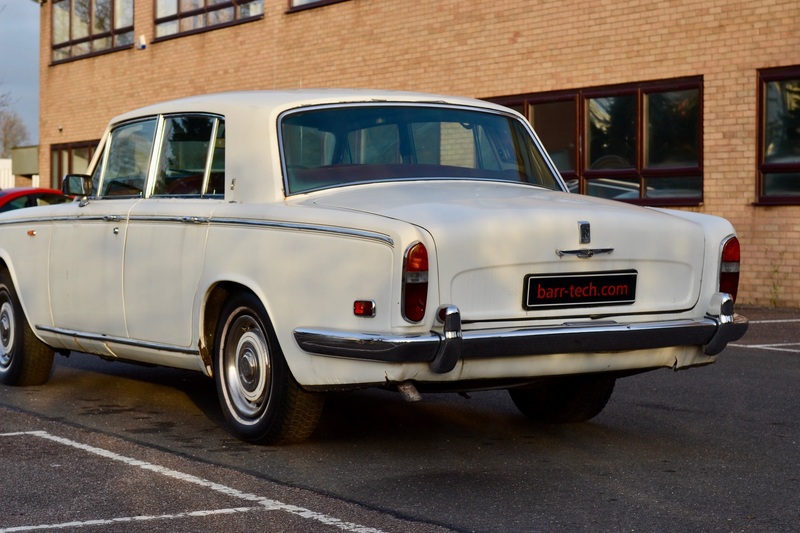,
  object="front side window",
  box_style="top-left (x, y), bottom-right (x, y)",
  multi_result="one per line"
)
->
top-left (155, 0), bottom-right (264, 39)
top-left (51, 0), bottom-right (134, 62)
top-left (758, 66), bottom-right (800, 203)
top-left (280, 105), bottom-right (561, 194)
top-left (492, 77), bottom-right (703, 206)
top-left (97, 119), bottom-right (158, 197)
